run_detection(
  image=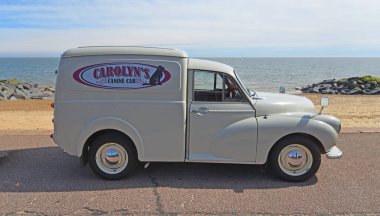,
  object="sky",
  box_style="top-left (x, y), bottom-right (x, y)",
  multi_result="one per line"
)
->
top-left (0, 0), bottom-right (380, 57)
